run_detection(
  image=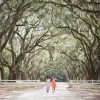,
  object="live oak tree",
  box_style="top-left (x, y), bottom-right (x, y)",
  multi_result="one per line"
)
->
top-left (39, 0), bottom-right (100, 80)
top-left (0, 0), bottom-right (100, 80)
